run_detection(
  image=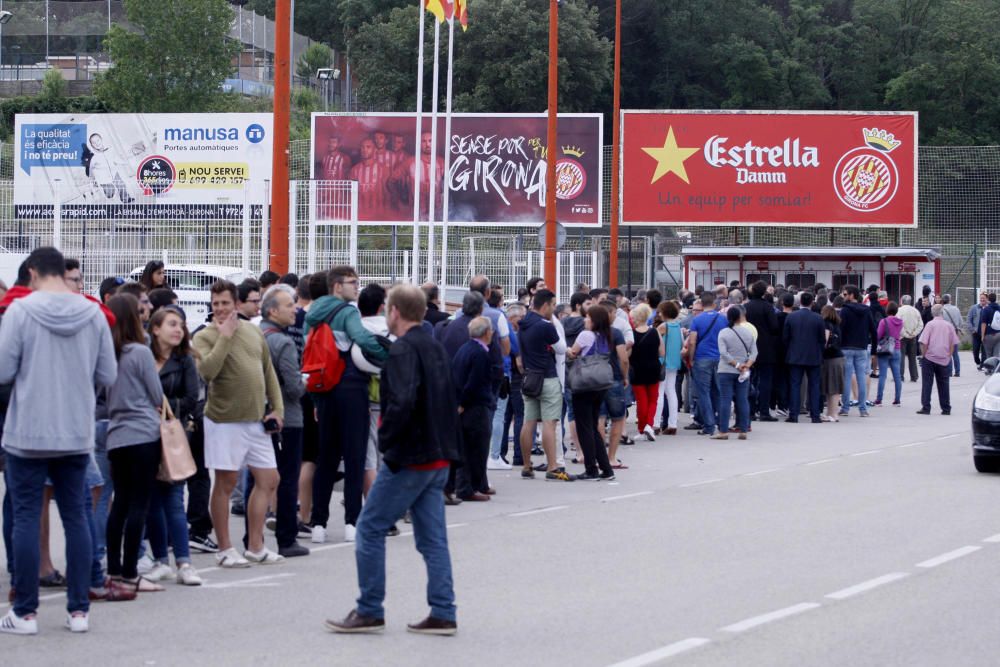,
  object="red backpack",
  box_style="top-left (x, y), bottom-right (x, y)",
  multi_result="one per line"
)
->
top-left (301, 303), bottom-right (351, 393)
